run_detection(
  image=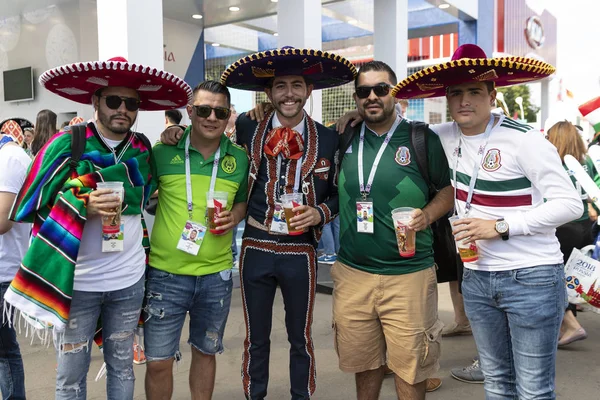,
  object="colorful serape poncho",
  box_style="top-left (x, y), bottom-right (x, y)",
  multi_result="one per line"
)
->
top-left (4, 123), bottom-right (153, 331)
